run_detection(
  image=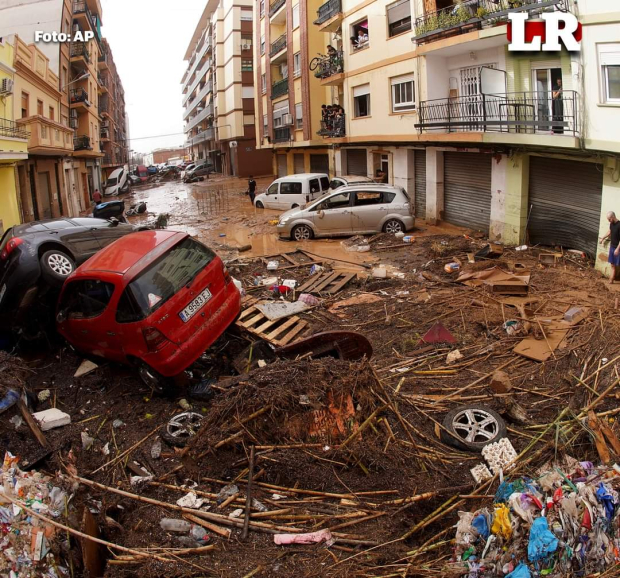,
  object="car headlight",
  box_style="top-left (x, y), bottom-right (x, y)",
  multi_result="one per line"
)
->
top-left (279, 216), bottom-right (290, 225)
